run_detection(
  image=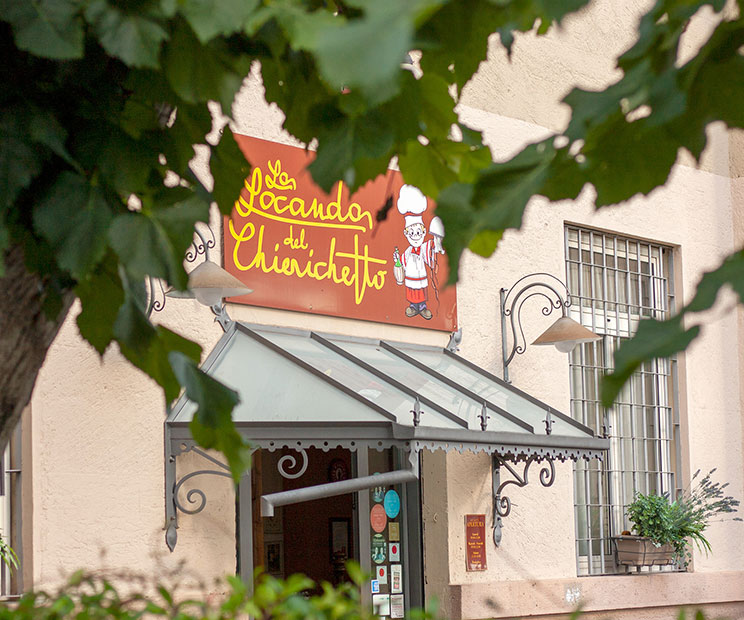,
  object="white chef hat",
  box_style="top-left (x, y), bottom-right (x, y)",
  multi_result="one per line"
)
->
top-left (397, 184), bottom-right (428, 228)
